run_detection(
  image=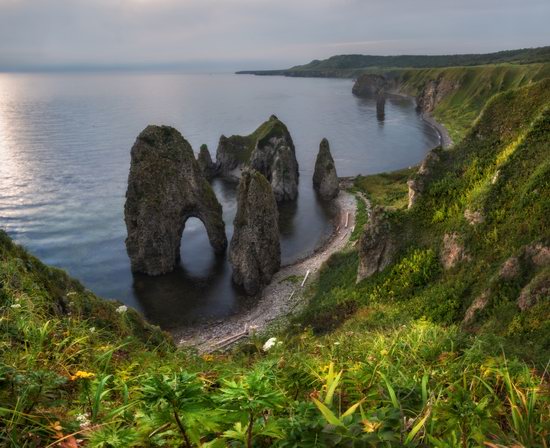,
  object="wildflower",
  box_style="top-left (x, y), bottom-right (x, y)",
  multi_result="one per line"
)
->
top-left (380, 349), bottom-right (389, 356)
top-left (263, 337), bottom-right (278, 352)
top-left (76, 413), bottom-right (91, 429)
top-left (10, 304), bottom-right (22, 309)
top-left (89, 327), bottom-right (95, 333)
top-left (362, 419), bottom-right (382, 433)
top-left (333, 342), bottom-right (340, 345)
top-left (70, 370), bottom-right (95, 381)
top-left (202, 354), bottom-right (214, 362)
top-left (115, 305), bottom-right (128, 314)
